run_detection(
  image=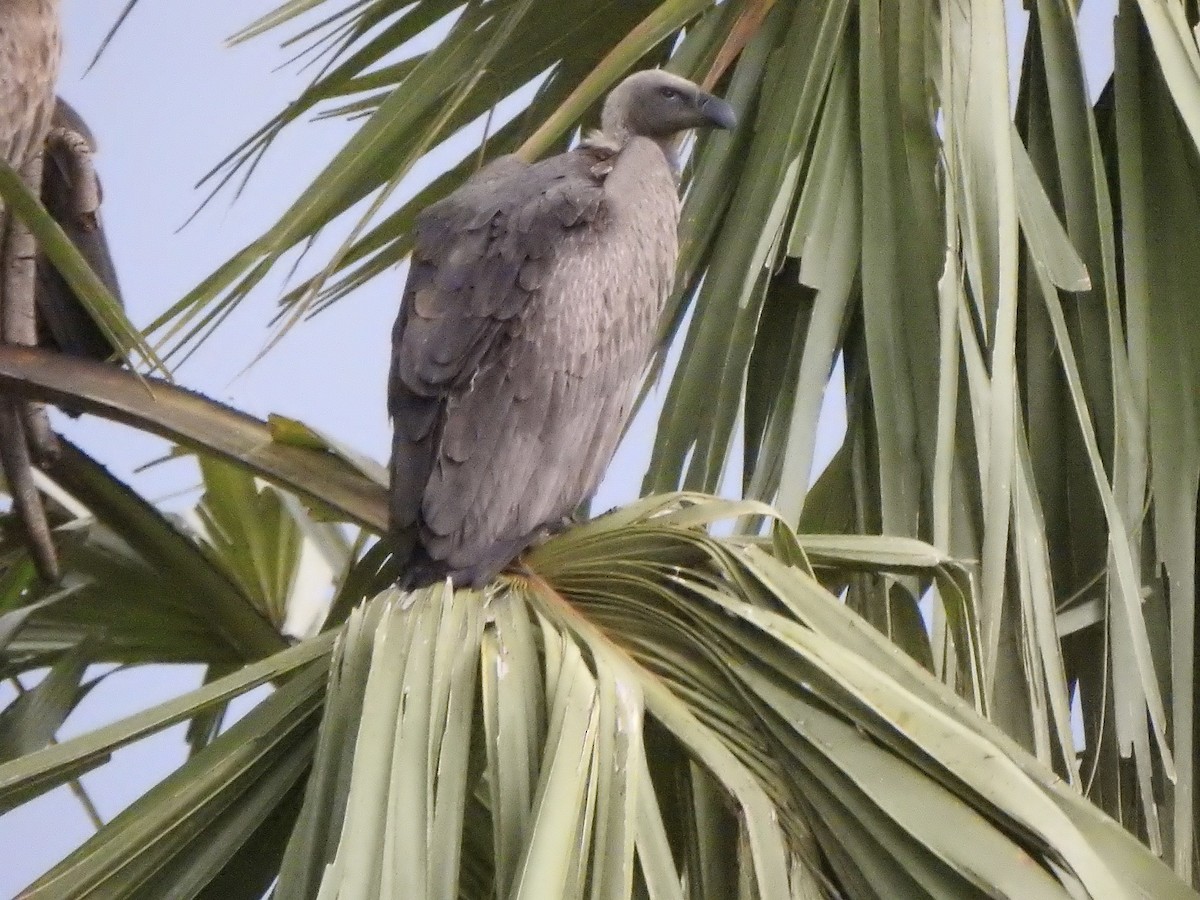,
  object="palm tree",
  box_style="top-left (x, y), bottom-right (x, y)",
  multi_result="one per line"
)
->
top-left (1, 0), bottom-right (1197, 895)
